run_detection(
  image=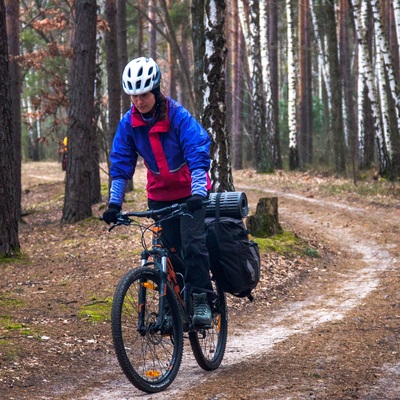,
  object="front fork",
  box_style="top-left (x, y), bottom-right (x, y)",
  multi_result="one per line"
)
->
top-left (137, 250), bottom-right (169, 334)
